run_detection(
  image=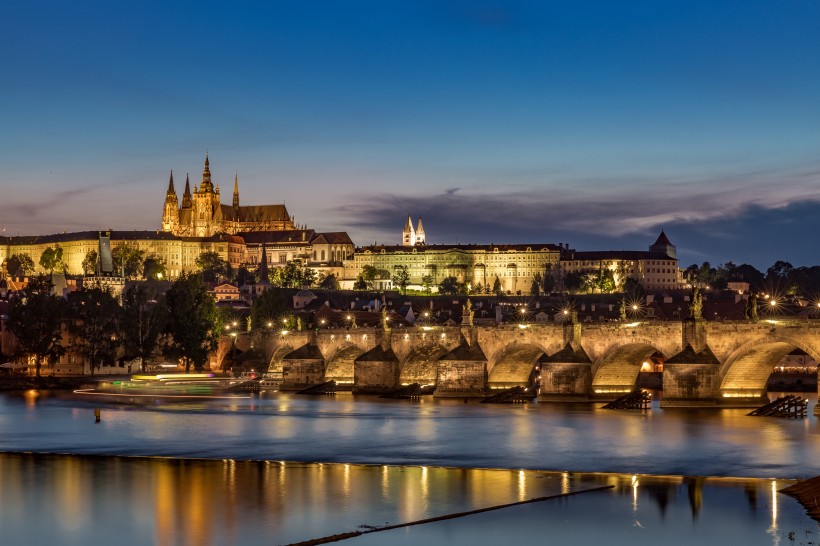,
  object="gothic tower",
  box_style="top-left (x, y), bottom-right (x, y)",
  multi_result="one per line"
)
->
top-left (192, 153), bottom-right (220, 237)
top-left (181, 174), bottom-right (192, 209)
top-left (161, 171), bottom-right (179, 232)
top-left (650, 230), bottom-right (677, 259)
top-left (415, 217), bottom-right (426, 245)
top-left (233, 173), bottom-right (240, 209)
top-left (402, 215), bottom-right (415, 246)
